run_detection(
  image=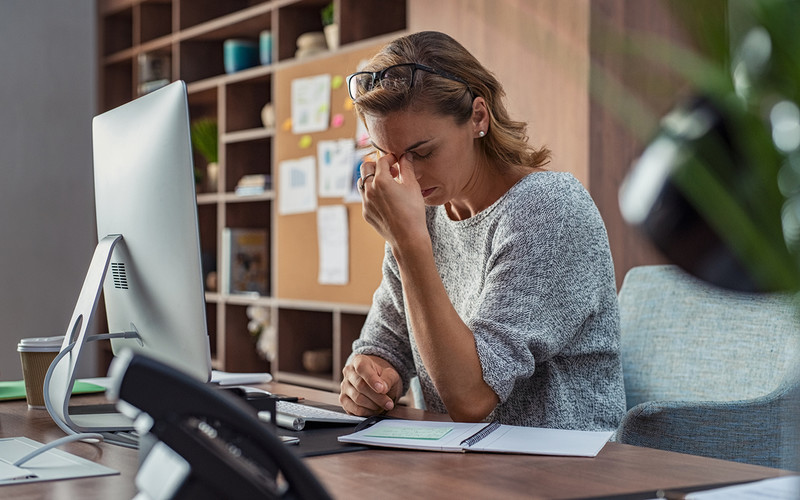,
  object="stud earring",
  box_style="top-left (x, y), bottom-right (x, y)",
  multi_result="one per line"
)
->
top-left (478, 131), bottom-right (485, 137)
